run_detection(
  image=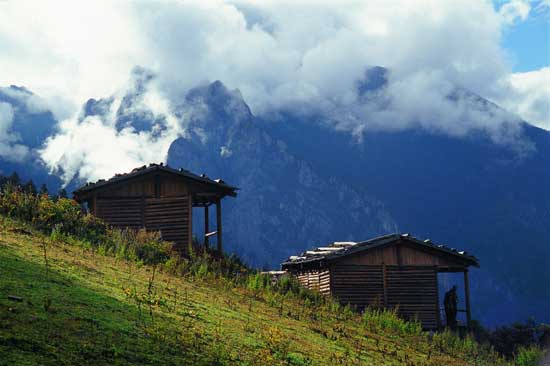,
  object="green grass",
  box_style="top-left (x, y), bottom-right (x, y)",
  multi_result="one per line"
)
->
top-left (0, 217), bottom-right (507, 366)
